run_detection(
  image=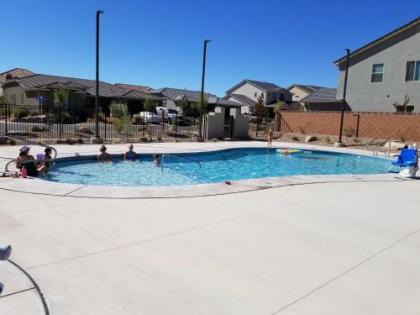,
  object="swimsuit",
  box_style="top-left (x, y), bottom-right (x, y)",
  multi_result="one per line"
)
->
top-left (125, 151), bottom-right (137, 160)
